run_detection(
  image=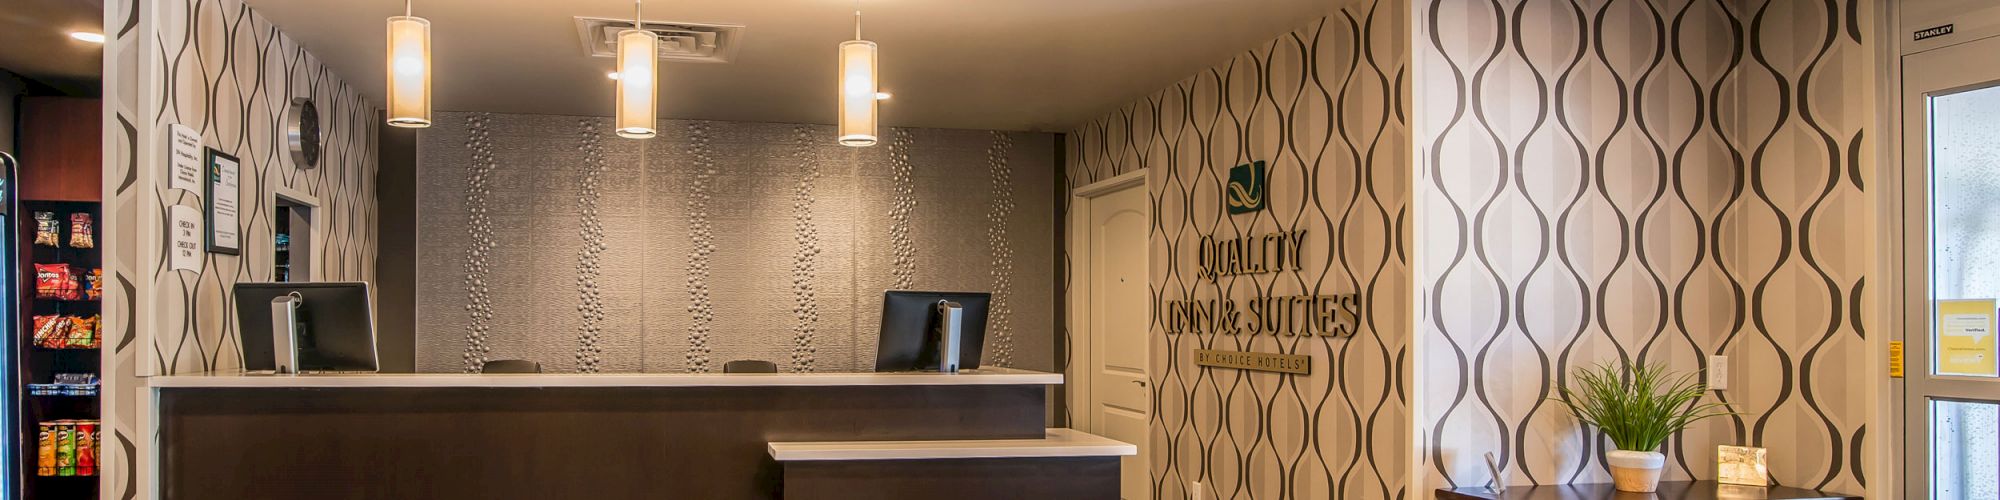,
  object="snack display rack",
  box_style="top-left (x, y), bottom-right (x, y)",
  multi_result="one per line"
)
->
top-left (17, 200), bottom-right (101, 499)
